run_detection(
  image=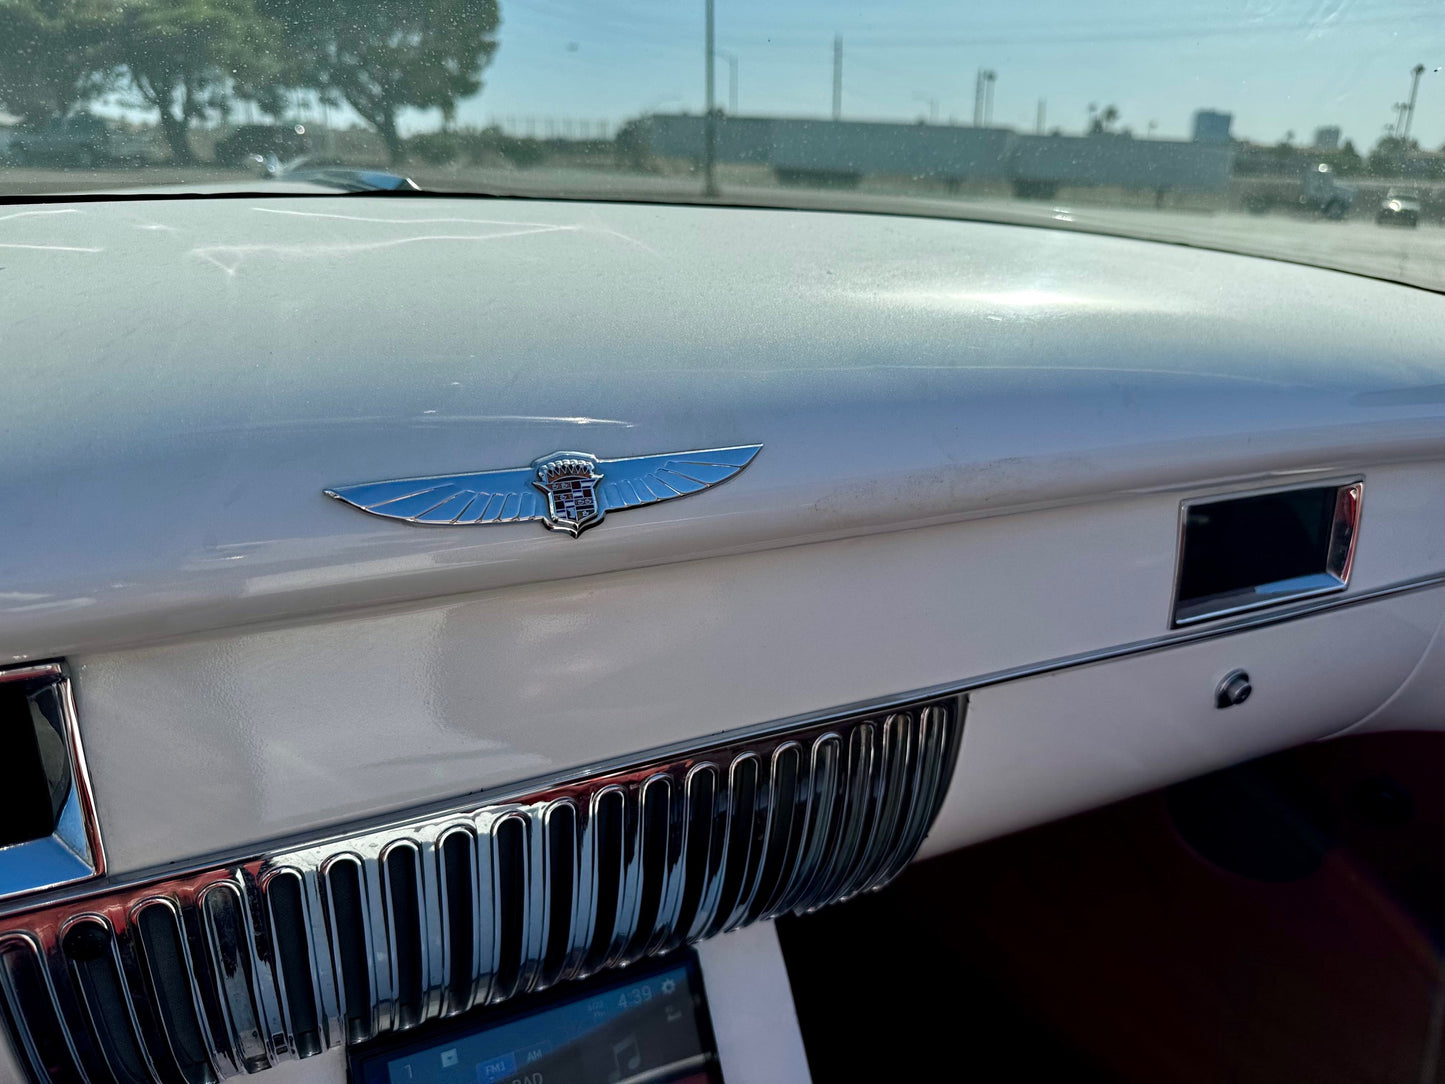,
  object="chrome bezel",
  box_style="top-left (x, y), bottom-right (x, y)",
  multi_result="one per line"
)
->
top-left (0, 664), bottom-right (105, 901)
top-left (1170, 478), bottom-right (1364, 628)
